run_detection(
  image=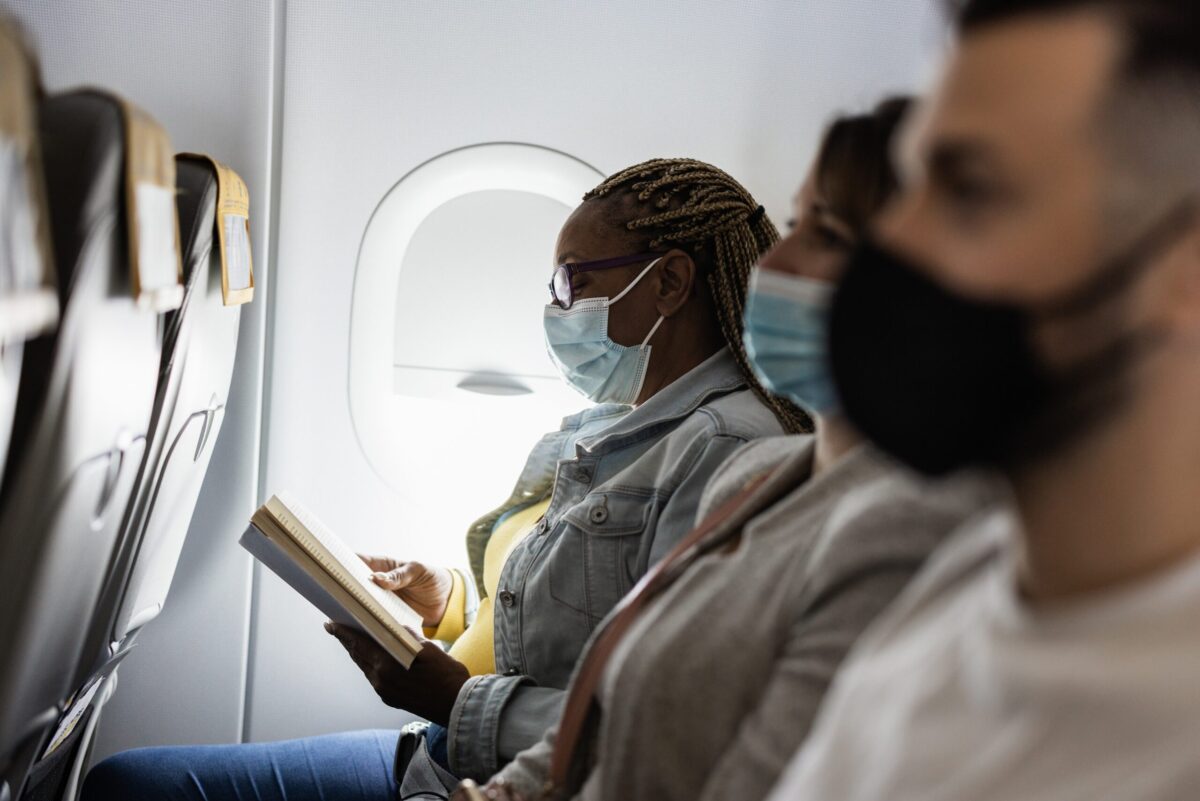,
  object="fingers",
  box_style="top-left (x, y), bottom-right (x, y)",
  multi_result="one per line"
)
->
top-left (454, 779), bottom-right (523, 801)
top-left (358, 554), bottom-right (398, 573)
top-left (325, 623), bottom-right (362, 657)
top-left (500, 786), bottom-right (527, 801)
top-left (324, 624), bottom-right (399, 671)
top-left (325, 623), bottom-right (375, 663)
top-left (325, 623), bottom-right (389, 686)
top-left (325, 622), bottom-right (426, 712)
top-left (325, 621), bottom-right (355, 641)
top-left (326, 623), bottom-right (371, 672)
top-left (452, 779), bottom-right (483, 801)
top-left (487, 781), bottom-right (525, 801)
top-left (370, 561), bottom-right (426, 591)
